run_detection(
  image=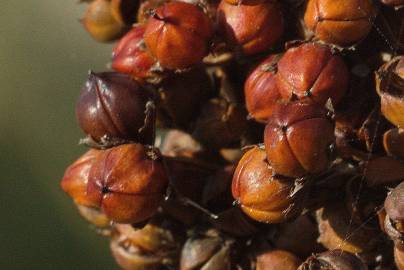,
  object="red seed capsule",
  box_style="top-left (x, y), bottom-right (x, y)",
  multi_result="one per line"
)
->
top-left (276, 42), bottom-right (348, 106)
top-left (86, 144), bottom-right (168, 224)
top-left (144, 1), bottom-right (213, 70)
top-left (303, 0), bottom-right (376, 47)
top-left (244, 54), bottom-right (282, 122)
top-left (217, 0), bottom-right (283, 55)
top-left (60, 149), bottom-right (101, 207)
top-left (232, 147), bottom-right (305, 223)
top-left (112, 25), bottom-right (160, 83)
top-left (264, 101), bottom-right (335, 178)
